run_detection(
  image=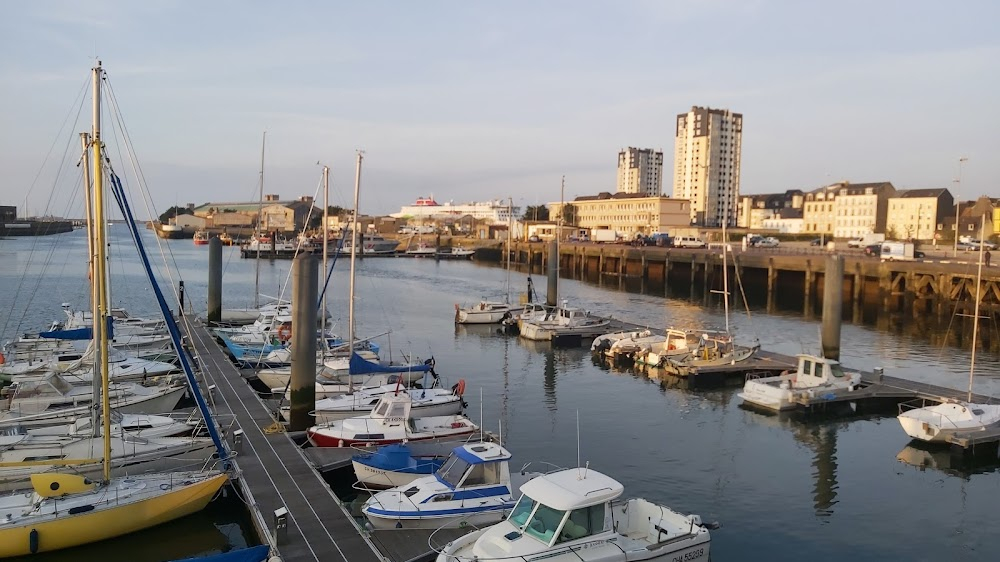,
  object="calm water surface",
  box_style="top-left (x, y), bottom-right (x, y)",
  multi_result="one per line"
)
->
top-left (2, 228), bottom-right (999, 561)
